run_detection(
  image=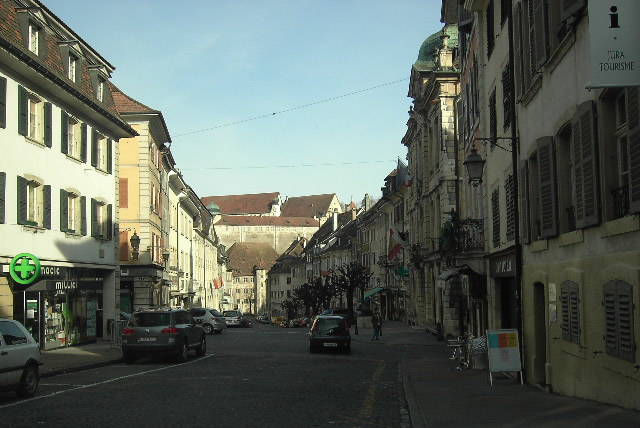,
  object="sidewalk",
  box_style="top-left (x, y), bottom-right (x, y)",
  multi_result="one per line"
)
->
top-left (39, 340), bottom-right (123, 378)
top-left (355, 321), bottom-right (640, 428)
